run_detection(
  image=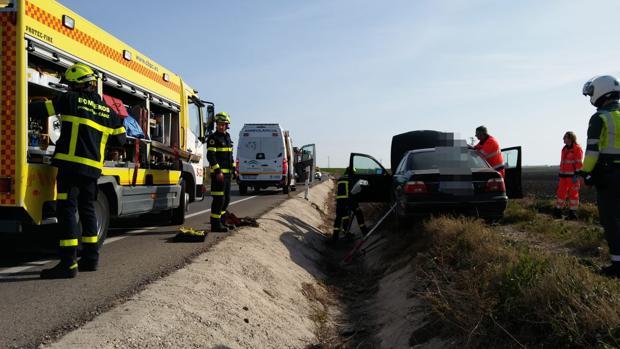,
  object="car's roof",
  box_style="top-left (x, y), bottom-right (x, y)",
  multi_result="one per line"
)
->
top-left (405, 146), bottom-right (472, 155)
